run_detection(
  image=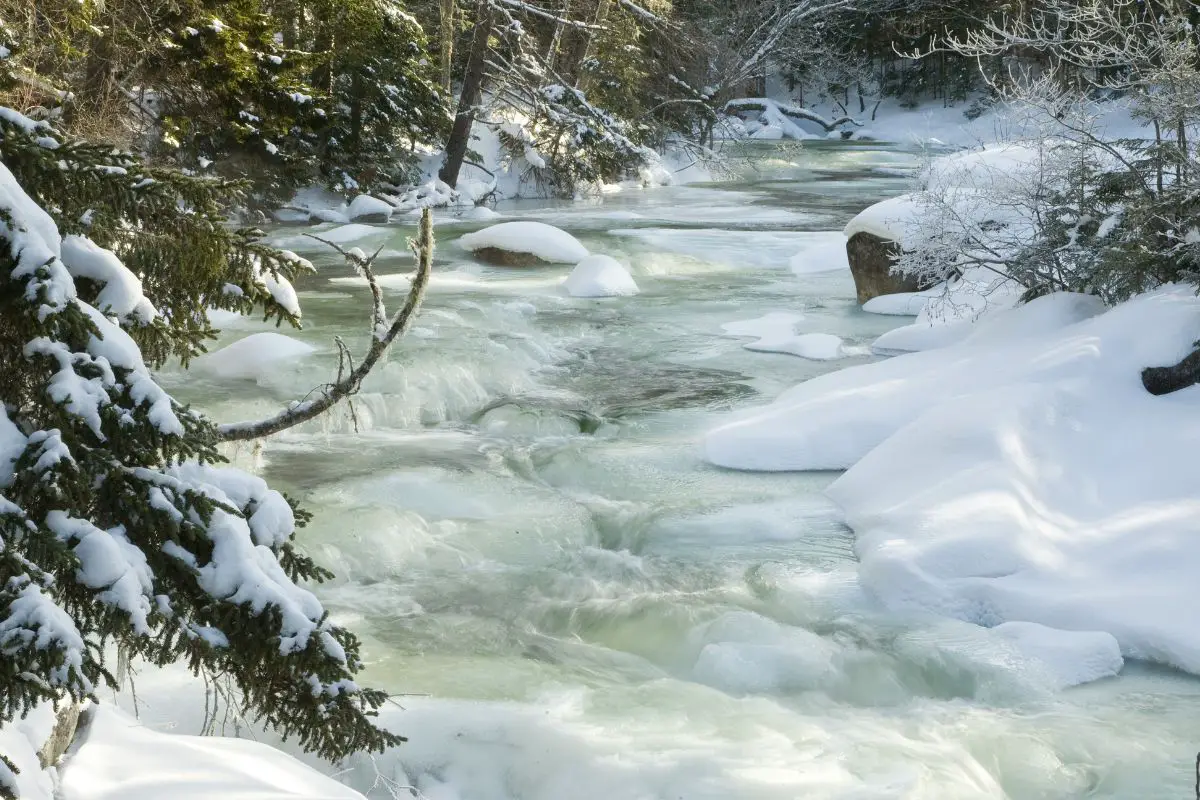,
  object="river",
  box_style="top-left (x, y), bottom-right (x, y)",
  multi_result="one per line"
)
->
top-left (162, 142), bottom-right (1200, 799)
